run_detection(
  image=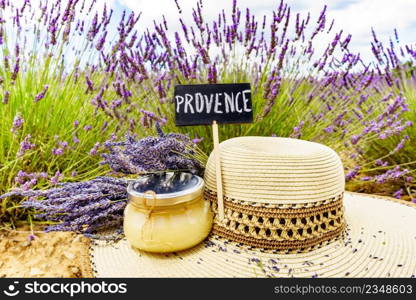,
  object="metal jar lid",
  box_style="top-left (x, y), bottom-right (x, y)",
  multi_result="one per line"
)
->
top-left (127, 172), bottom-right (204, 208)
